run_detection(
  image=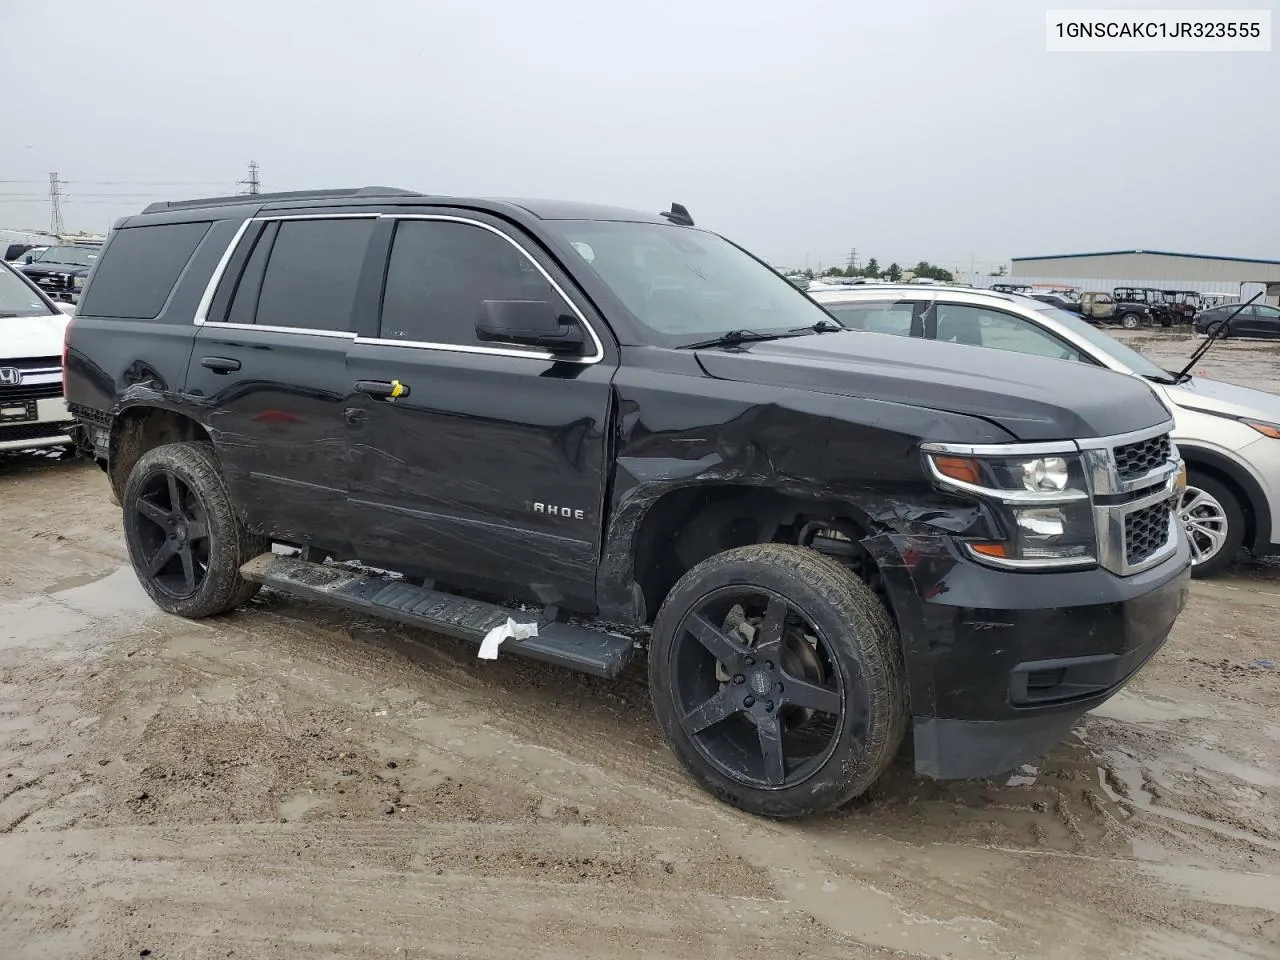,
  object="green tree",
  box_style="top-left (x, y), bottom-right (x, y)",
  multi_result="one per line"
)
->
top-left (863, 257), bottom-right (880, 278)
top-left (824, 266), bottom-right (844, 277)
top-left (911, 261), bottom-right (955, 282)
top-left (886, 262), bottom-right (902, 282)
